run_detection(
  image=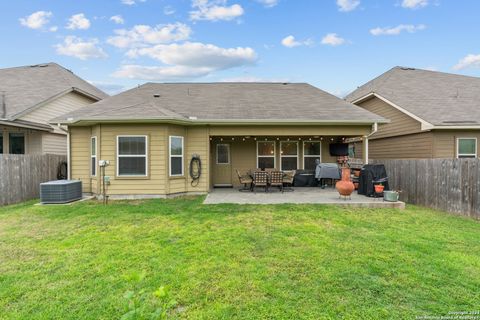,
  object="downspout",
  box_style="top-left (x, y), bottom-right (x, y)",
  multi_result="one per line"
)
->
top-left (364, 122), bottom-right (378, 164)
top-left (57, 124), bottom-right (71, 179)
top-left (1, 92), bottom-right (6, 120)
